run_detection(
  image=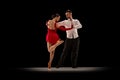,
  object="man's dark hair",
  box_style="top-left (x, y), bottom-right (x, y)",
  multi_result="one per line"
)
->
top-left (66, 9), bottom-right (72, 13)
